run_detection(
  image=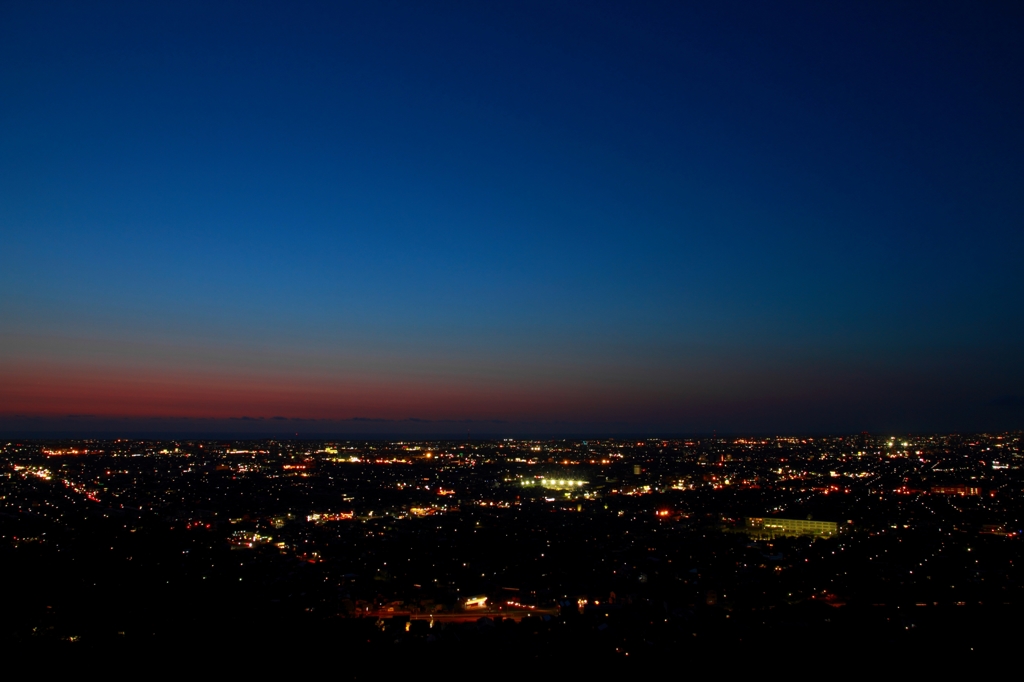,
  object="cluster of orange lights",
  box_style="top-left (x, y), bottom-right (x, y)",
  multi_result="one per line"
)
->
top-left (307, 511), bottom-right (354, 523)
top-left (409, 507), bottom-right (438, 517)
